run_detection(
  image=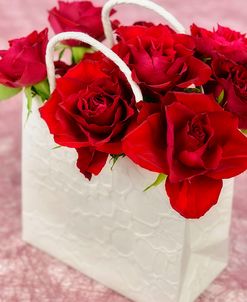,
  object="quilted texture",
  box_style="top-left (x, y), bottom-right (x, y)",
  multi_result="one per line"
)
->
top-left (22, 97), bottom-right (234, 302)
